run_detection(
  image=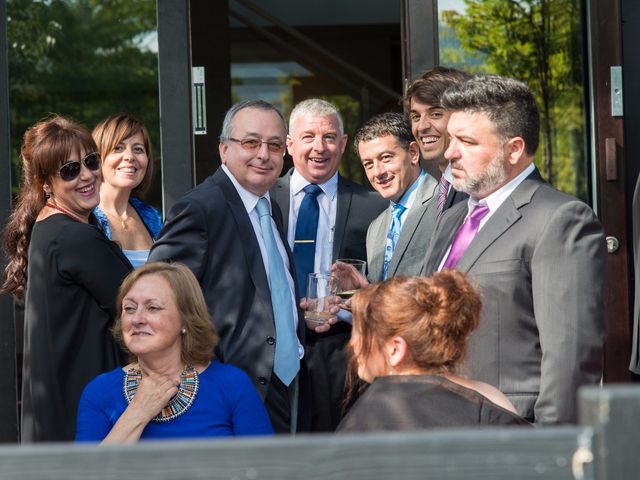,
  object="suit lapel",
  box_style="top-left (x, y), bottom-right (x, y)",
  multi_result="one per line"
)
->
top-left (368, 207), bottom-right (391, 281)
top-left (455, 172), bottom-right (541, 272)
top-left (216, 171), bottom-right (272, 310)
top-left (271, 171), bottom-right (292, 228)
top-left (333, 175), bottom-right (351, 261)
top-left (387, 174), bottom-right (437, 277)
top-left (423, 200), bottom-right (468, 275)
